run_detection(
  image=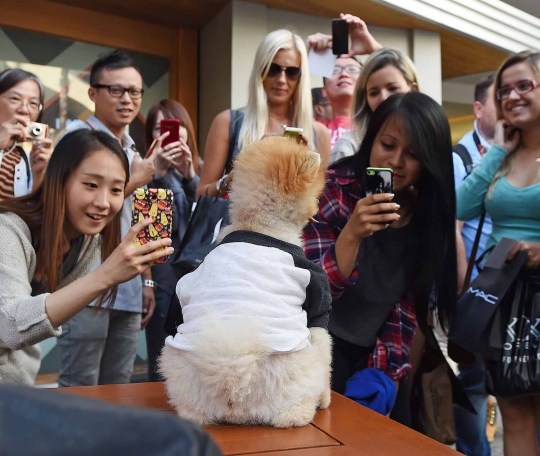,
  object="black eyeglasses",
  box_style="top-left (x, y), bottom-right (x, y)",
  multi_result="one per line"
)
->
top-left (266, 63), bottom-right (302, 80)
top-left (332, 65), bottom-right (361, 75)
top-left (496, 79), bottom-right (540, 100)
top-left (91, 84), bottom-right (144, 99)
